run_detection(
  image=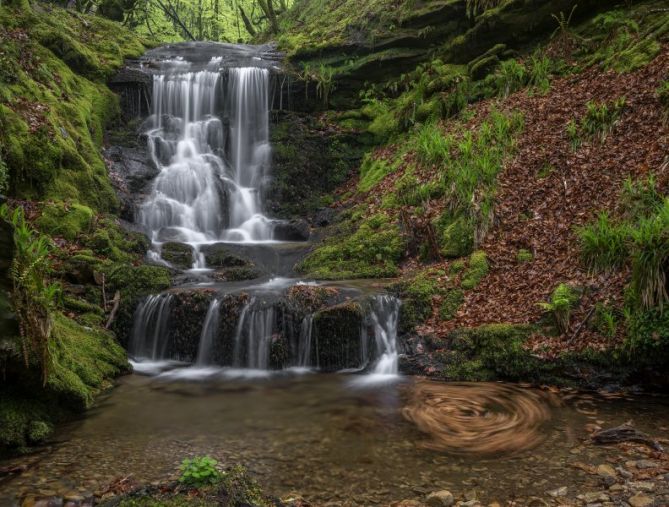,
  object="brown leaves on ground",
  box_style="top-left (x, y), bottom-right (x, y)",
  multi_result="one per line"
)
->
top-left (423, 47), bottom-right (669, 355)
